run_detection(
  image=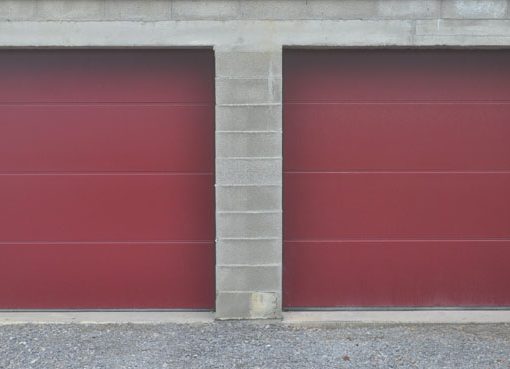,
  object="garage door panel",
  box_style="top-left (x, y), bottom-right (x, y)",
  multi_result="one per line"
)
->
top-left (0, 243), bottom-right (214, 309)
top-left (0, 105), bottom-right (214, 172)
top-left (0, 174), bottom-right (214, 242)
top-left (284, 50), bottom-right (510, 102)
top-left (284, 241), bottom-right (510, 307)
top-left (284, 103), bottom-right (510, 171)
top-left (0, 49), bottom-right (214, 309)
top-left (284, 49), bottom-right (510, 308)
top-left (0, 50), bottom-right (214, 103)
top-left (285, 173), bottom-right (510, 239)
